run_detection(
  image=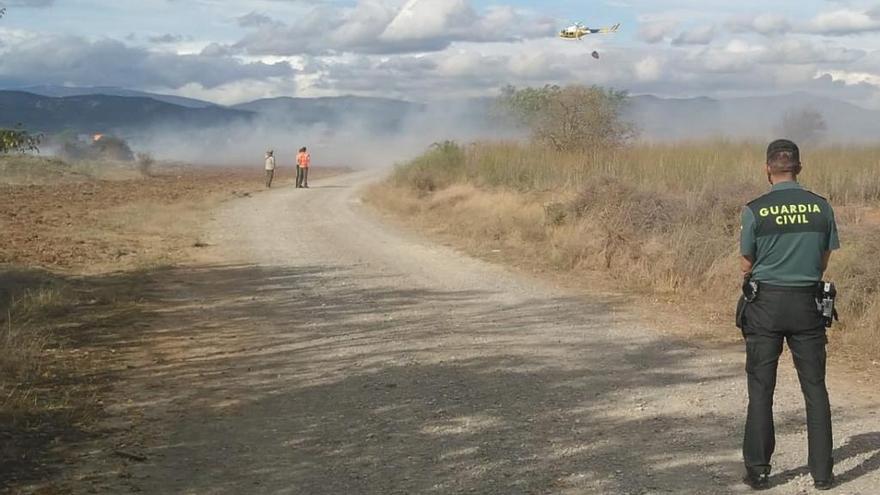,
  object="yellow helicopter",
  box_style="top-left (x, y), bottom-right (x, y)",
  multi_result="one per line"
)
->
top-left (559, 22), bottom-right (620, 40)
